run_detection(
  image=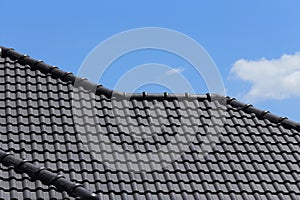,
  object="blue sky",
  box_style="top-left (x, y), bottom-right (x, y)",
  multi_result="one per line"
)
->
top-left (1, 1), bottom-right (300, 121)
